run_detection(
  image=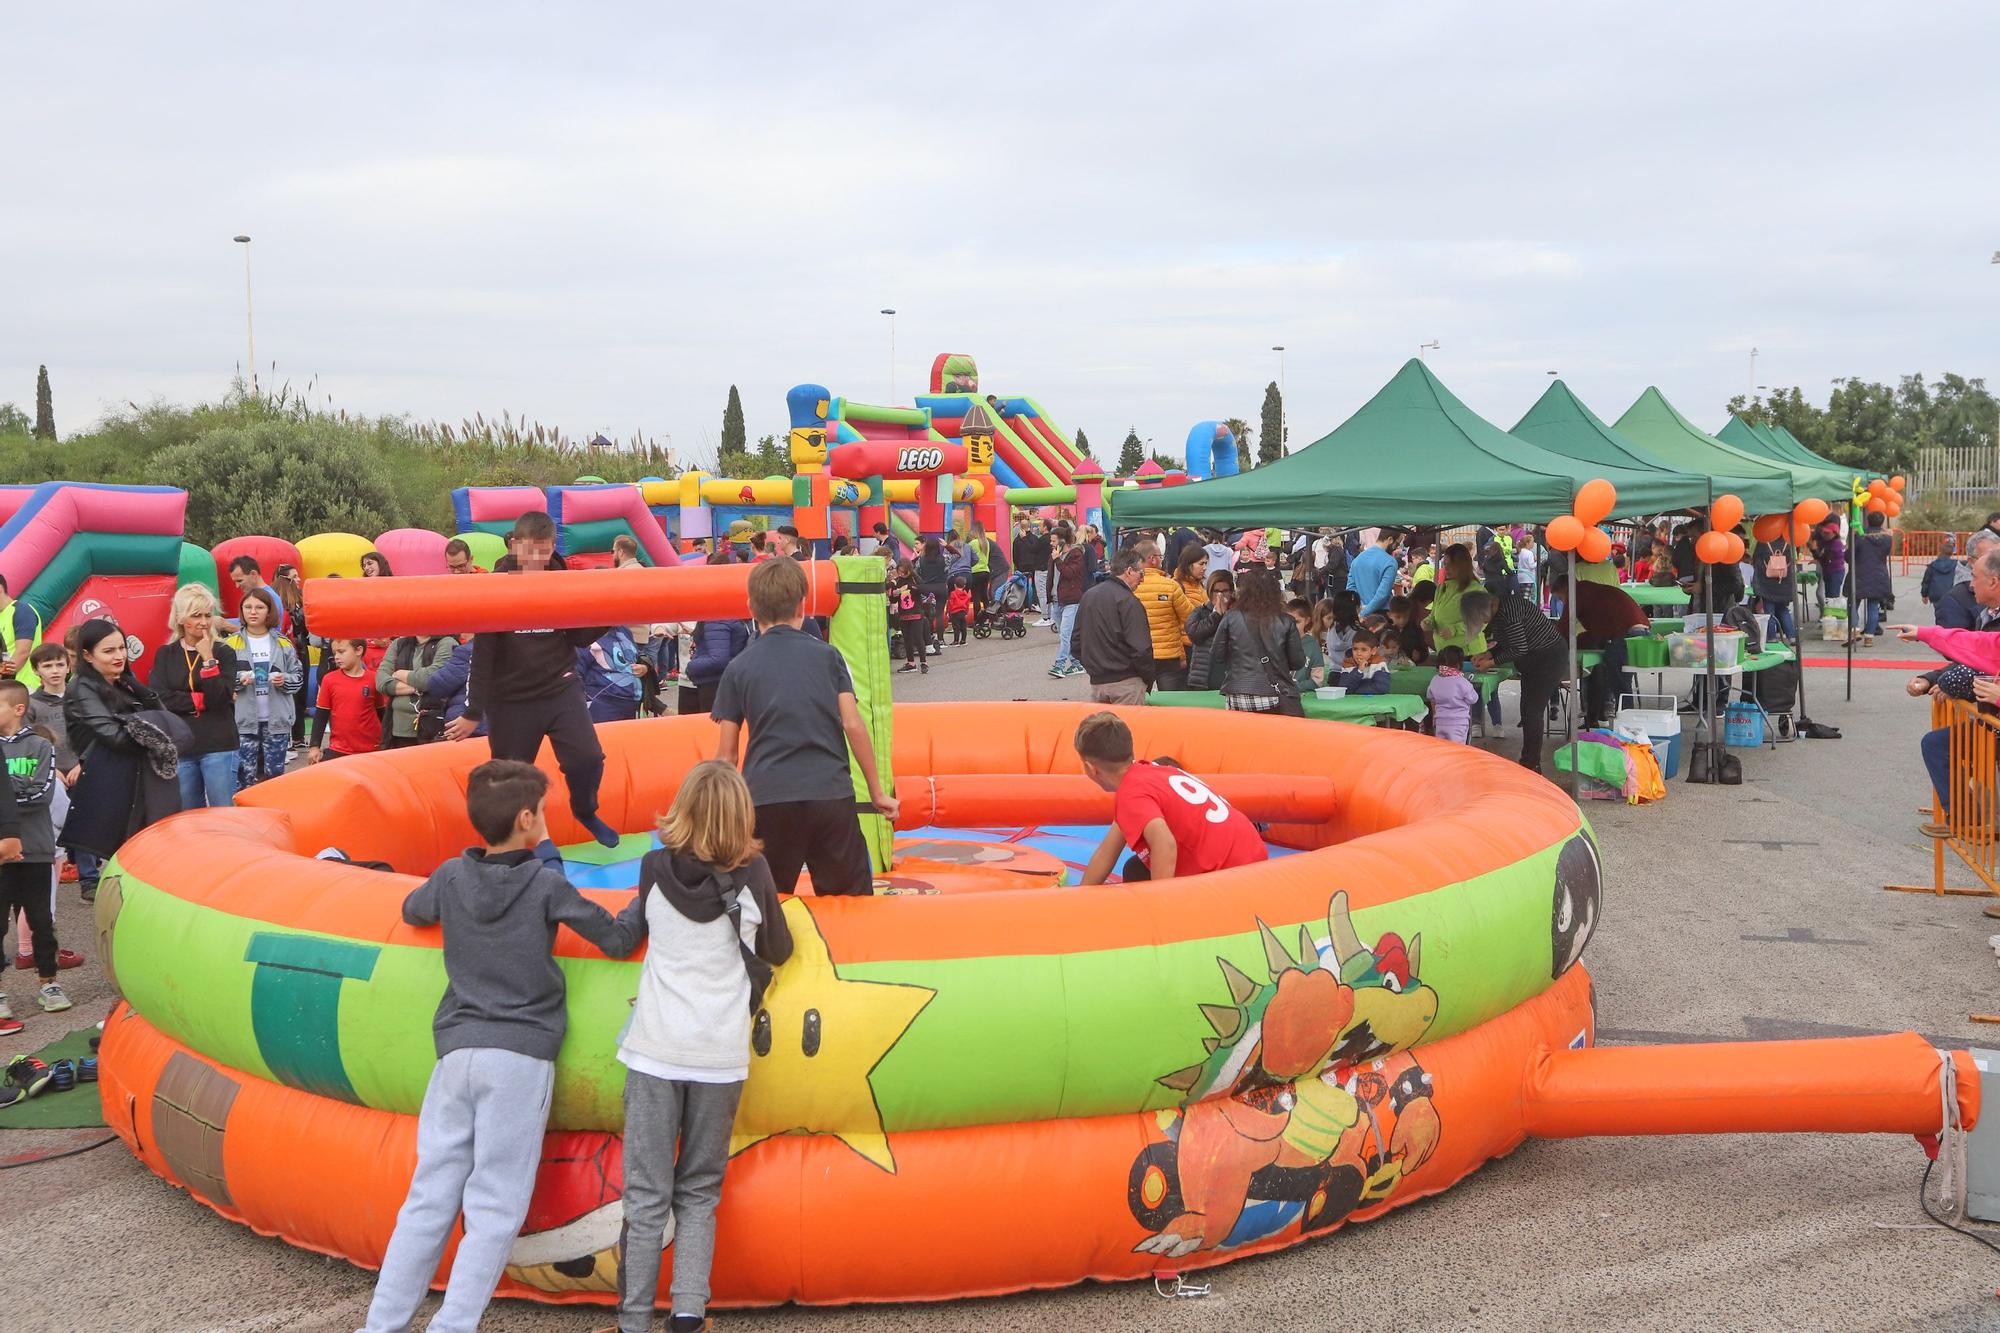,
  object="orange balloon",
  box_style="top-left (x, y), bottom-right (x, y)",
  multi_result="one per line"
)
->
top-left (1866, 496), bottom-right (1887, 514)
top-left (1722, 532), bottom-right (1746, 564)
top-left (1891, 475), bottom-right (1907, 492)
top-left (1711, 494), bottom-right (1744, 533)
top-left (1867, 478), bottom-right (1888, 497)
top-left (1544, 515), bottom-right (1586, 552)
top-left (1573, 479), bottom-right (1617, 527)
top-left (1695, 531), bottom-right (1728, 564)
top-left (1794, 498), bottom-right (1830, 525)
top-left (1792, 520), bottom-right (1814, 546)
top-left (1751, 514), bottom-right (1787, 542)
top-left (1576, 527), bottom-right (1612, 564)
